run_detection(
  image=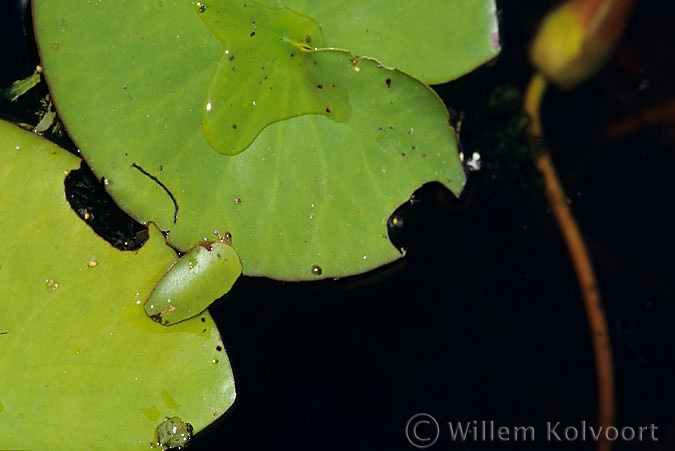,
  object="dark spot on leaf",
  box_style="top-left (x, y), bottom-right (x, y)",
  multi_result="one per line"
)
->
top-left (411, 146), bottom-right (417, 150)
top-left (401, 152), bottom-right (406, 157)
top-left (290, 52), bottom-right (295, 57)
top-left (325, 107), bottom-right (332, 114)
top-left (234, 197), bottom-right (242, 205)
top-left (250, 31), bottom-right (256, 37)
top-left (305, 35), bottom-right (312, 43)
top-left (228, 54), bottom-right (235, 61)
top-left (232, 124), bottom-right (238, 130)
top-left (199, 4), bottom-right (206, 12)
top-left (385, 78), bottom-right (392, 88)
top-left (201, 317), bottom-right (206, 323)
top-left (216, 345), bottom-right (222, 352)
top-left (422, 153), bottom-right (427, 158)
top-left (316, 84), bottom-right (323, 90)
